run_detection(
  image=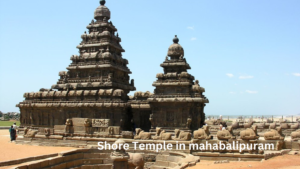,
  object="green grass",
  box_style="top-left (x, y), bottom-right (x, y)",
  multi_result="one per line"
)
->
top-left (0, 121), bottom-right (20, 127)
